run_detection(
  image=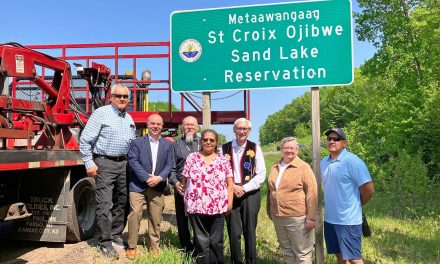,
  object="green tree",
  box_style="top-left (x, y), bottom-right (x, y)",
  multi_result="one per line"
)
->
top-left (355, 0), bottom-right (440, 179)
top-left (260, 2), bottom-right (440, 218)
top-left (148, 101), bottom-right (179, 111)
